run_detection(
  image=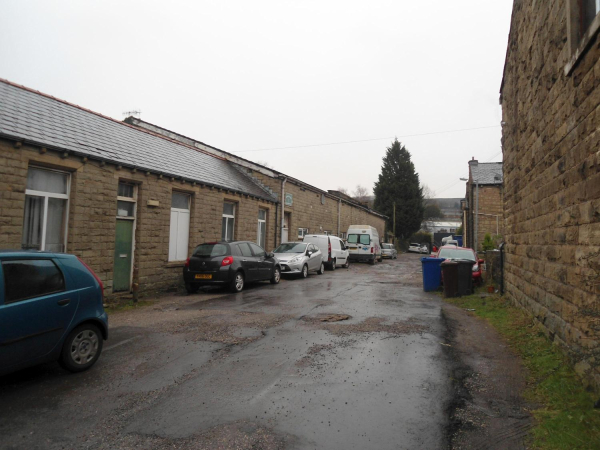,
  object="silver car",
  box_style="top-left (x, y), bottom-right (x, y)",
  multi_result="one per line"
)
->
top-left (381, 243), bottom-right (398, 259)
top-left (274, 242), bottom-right (325, 278)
